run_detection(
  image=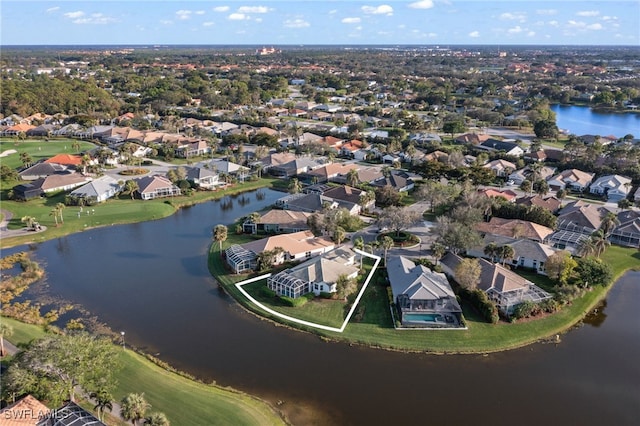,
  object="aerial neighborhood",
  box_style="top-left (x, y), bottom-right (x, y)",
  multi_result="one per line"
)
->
top-left (1, 45), bottom-right (639, 334)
